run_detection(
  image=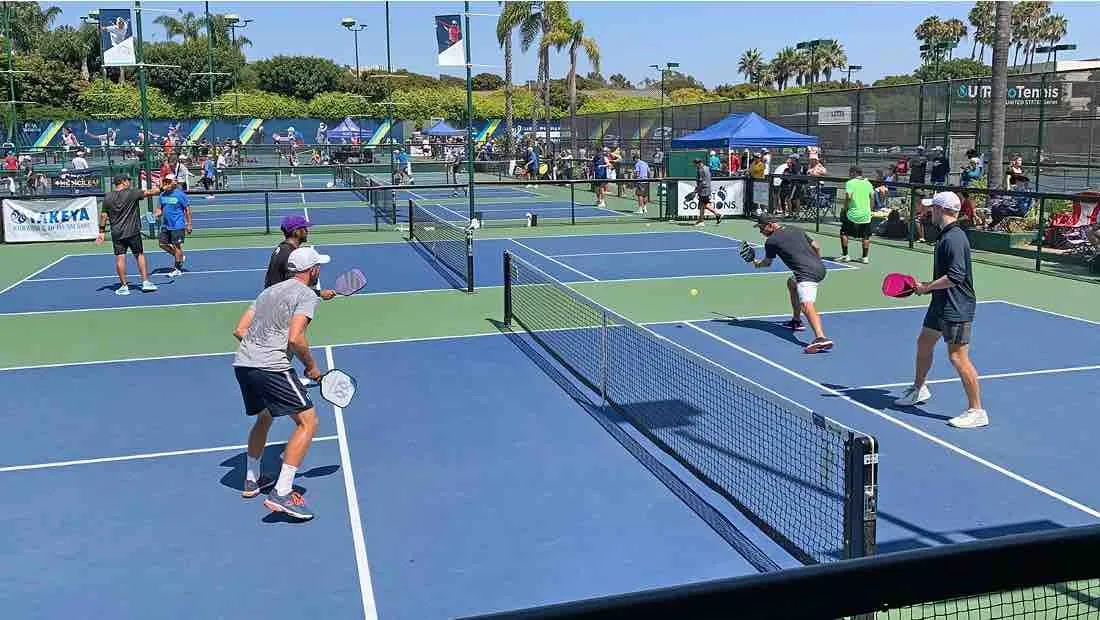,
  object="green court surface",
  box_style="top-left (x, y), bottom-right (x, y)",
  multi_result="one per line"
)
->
top-left (0, 217), bottom-right (1095, 369)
